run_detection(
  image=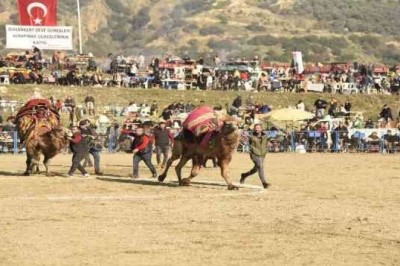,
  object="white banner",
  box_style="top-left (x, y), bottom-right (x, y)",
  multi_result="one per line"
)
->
top-left (292, 51), bottom-right (304, 74)
top-left (6, 25), bottom-right (73, 50)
